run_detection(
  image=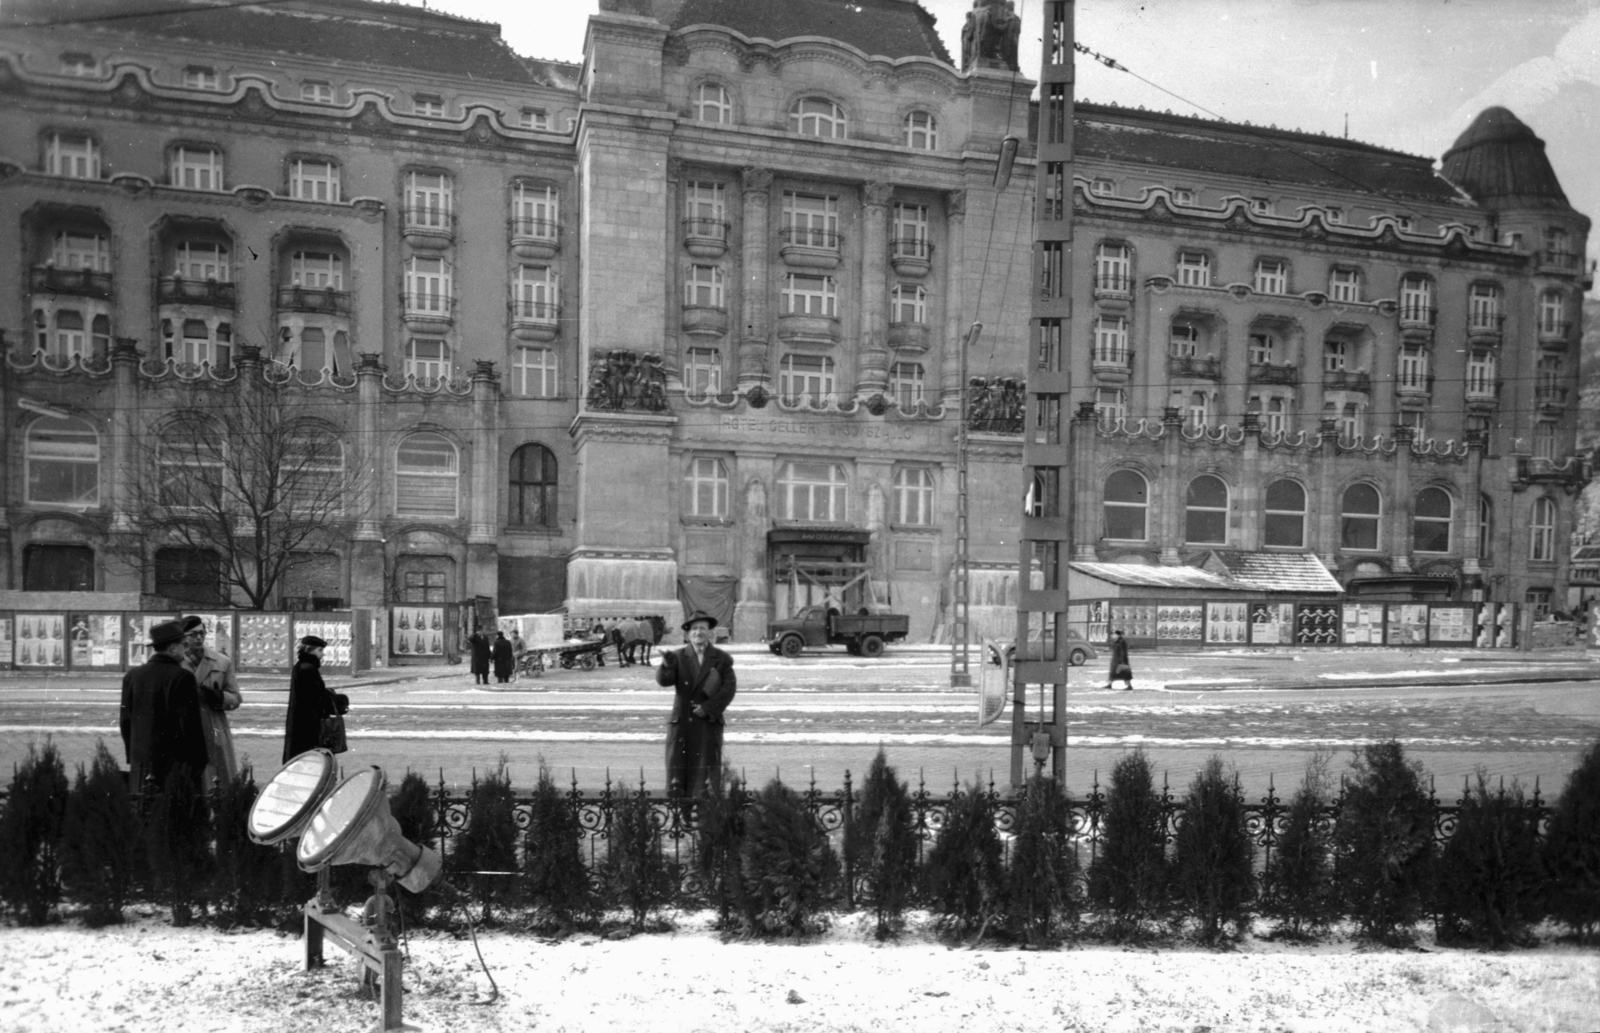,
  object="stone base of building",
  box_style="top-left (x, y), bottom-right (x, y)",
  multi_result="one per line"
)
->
top-left (732, 599), bottom-right (773, 643)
